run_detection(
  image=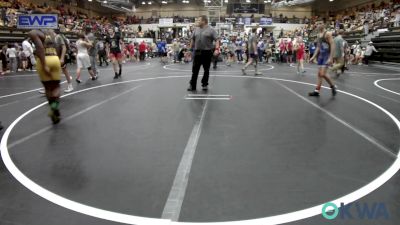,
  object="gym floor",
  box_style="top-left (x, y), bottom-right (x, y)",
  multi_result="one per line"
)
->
top-left (0, 60), bottom-right (399, 225)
